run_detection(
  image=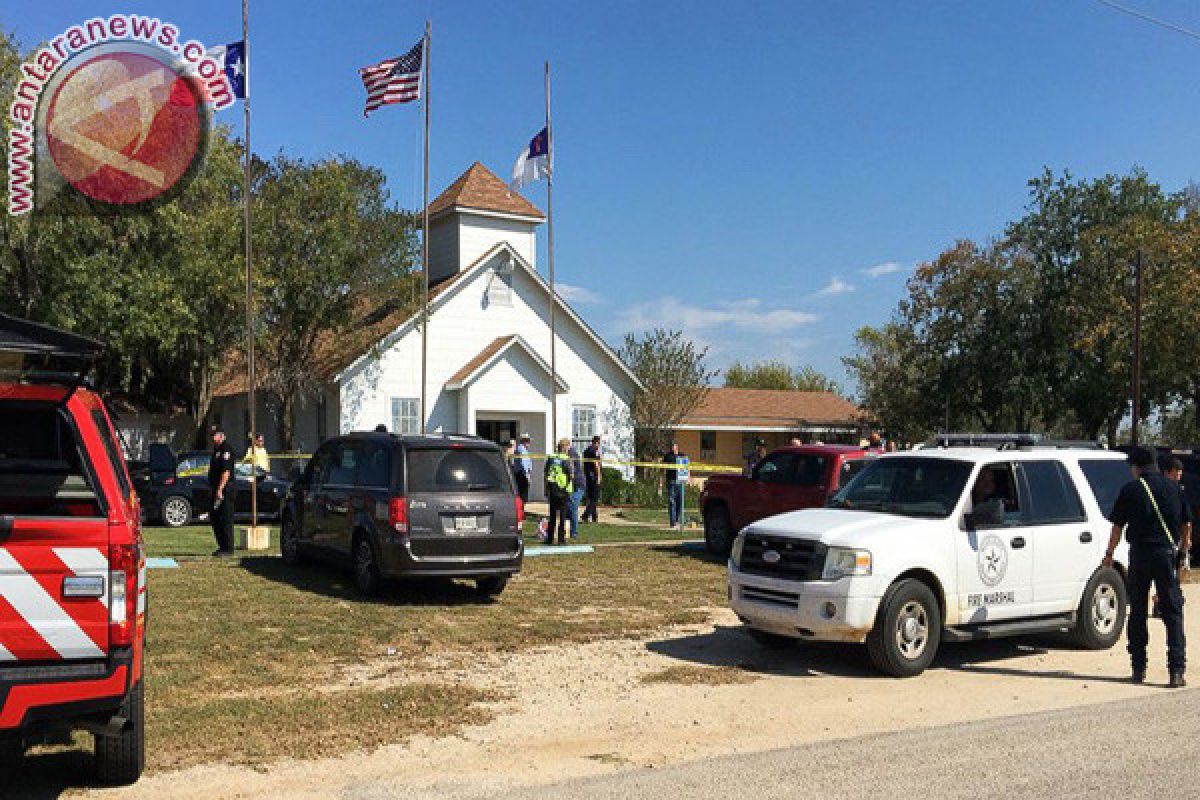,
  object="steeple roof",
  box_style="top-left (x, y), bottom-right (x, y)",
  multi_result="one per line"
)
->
top-left (427, 162), bottom-right (545, 221)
